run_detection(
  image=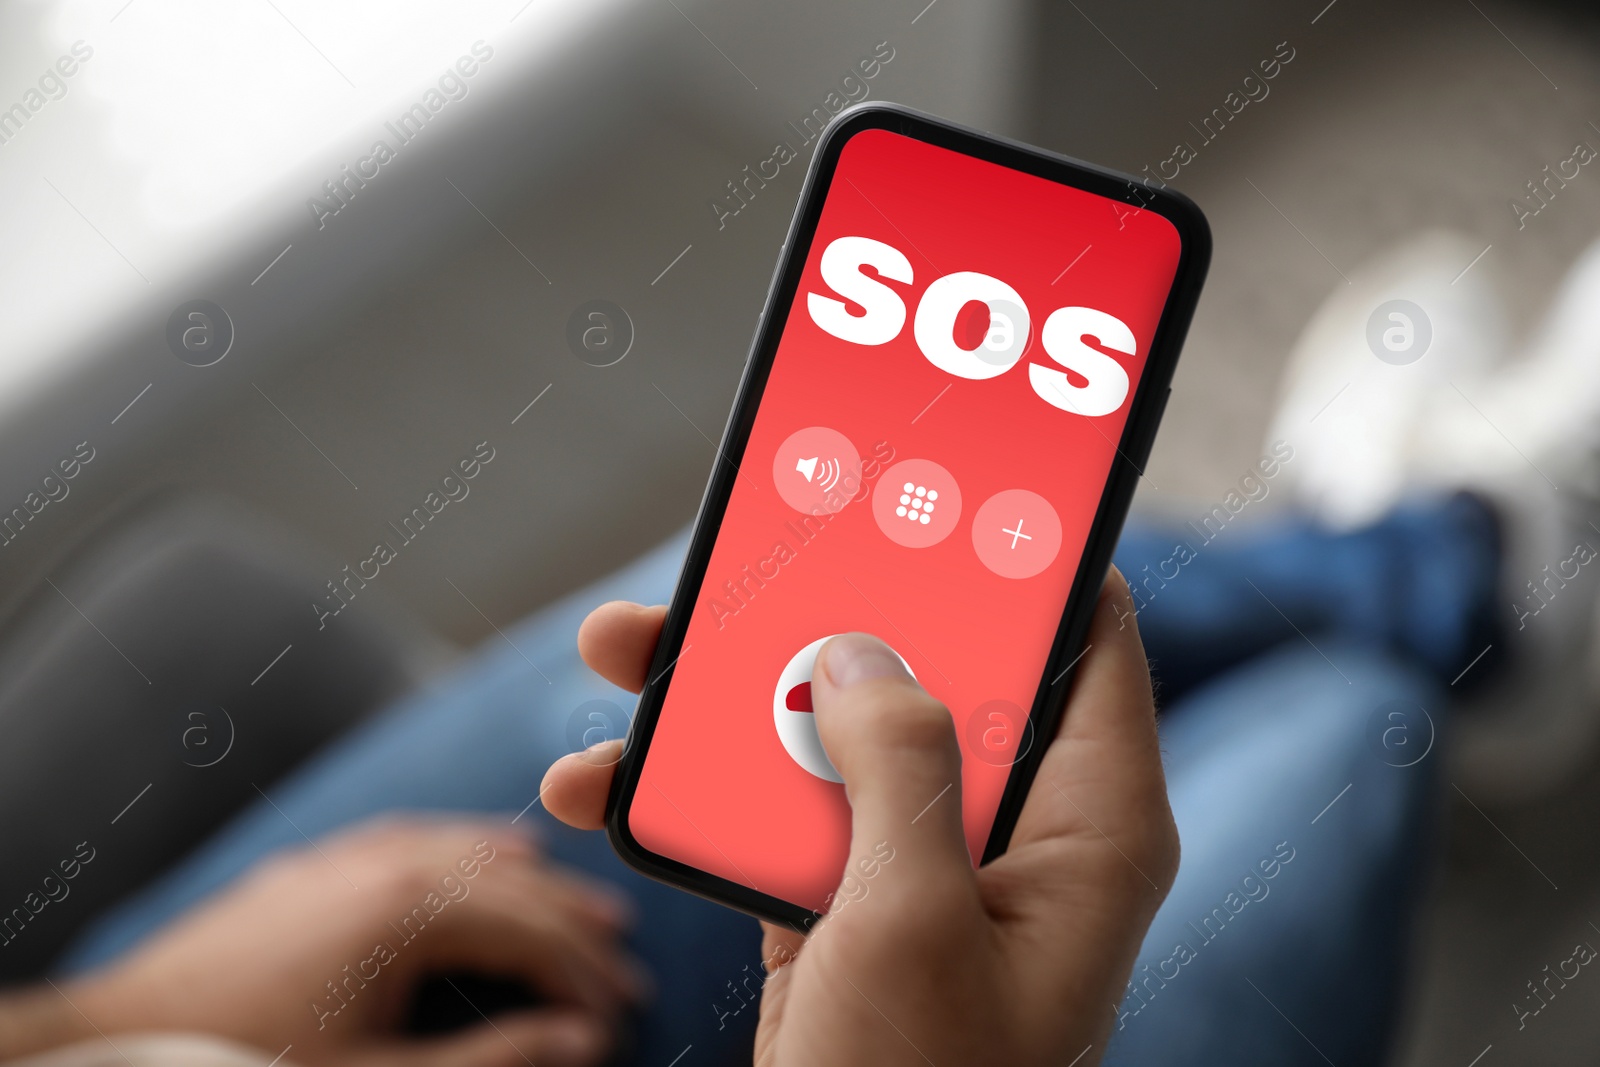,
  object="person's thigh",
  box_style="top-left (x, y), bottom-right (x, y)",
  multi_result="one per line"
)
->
top-left (1105, 642), bottom-right (1443, 1066)
top-left (59, 530), bottom-right (764, 1065)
